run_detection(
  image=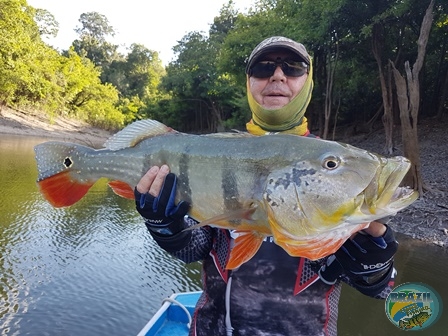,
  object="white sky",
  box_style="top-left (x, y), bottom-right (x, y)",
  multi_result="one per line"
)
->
top-left (27, 0), bottom-right (254, 66)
